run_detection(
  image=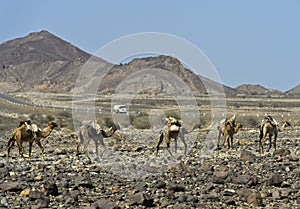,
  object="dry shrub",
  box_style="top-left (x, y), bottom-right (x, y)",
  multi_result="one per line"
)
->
top-left (238, 115), bottom-right (260, 128)
top-left (130, 113), bottom-right (151, 129)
